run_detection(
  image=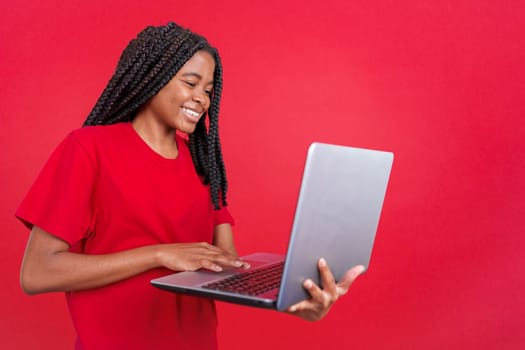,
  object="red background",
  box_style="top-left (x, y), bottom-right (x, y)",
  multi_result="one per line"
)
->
top-left (1, 1), bottom-right (524, 349)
